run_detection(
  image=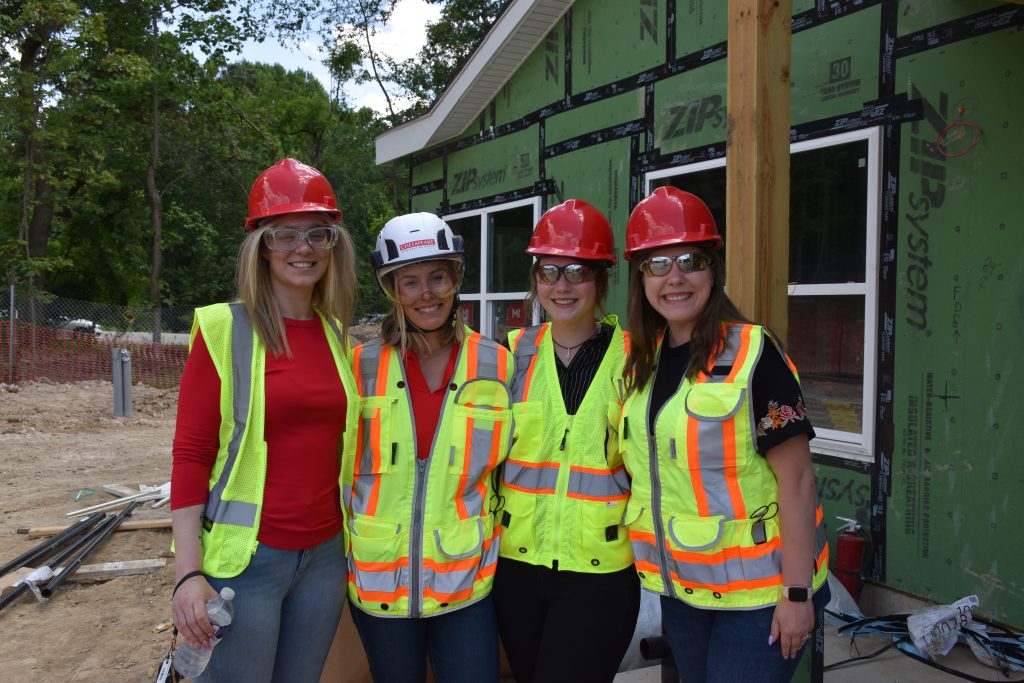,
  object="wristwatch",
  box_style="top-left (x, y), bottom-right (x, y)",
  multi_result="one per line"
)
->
top-left (782, 585), bottom-right (811, 602)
